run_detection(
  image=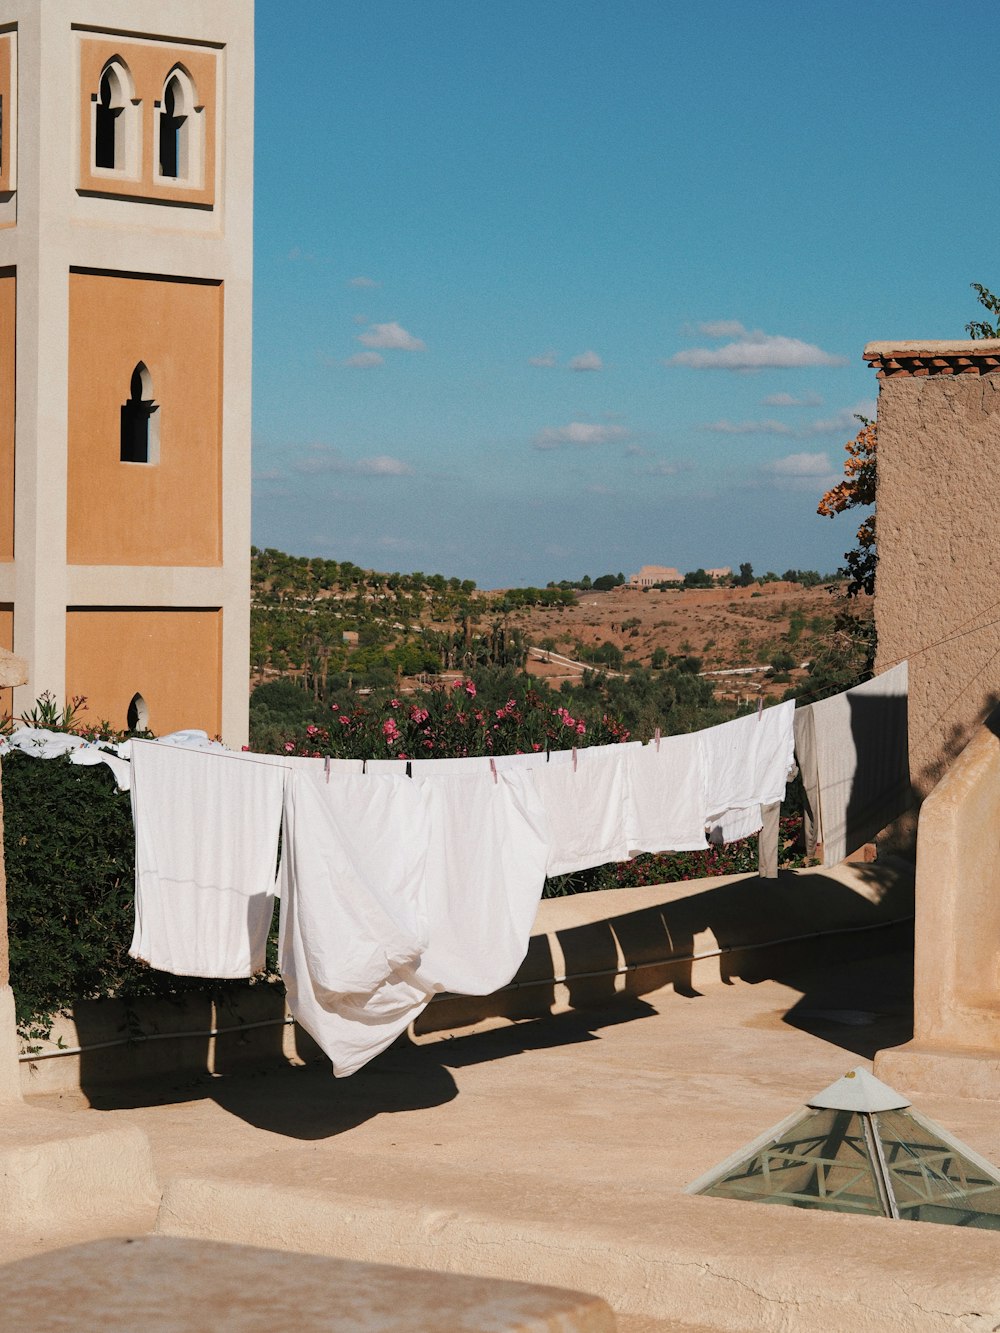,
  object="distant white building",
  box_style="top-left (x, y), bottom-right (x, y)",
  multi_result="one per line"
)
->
top-left (628, 565), bottom-right (682, 587)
